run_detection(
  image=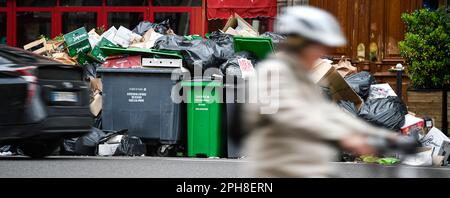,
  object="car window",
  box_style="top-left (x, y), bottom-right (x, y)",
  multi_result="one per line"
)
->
top-left (0, 47), bottom-right (56, 65)
top-left (0, 49), bottom-right (39, 62)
